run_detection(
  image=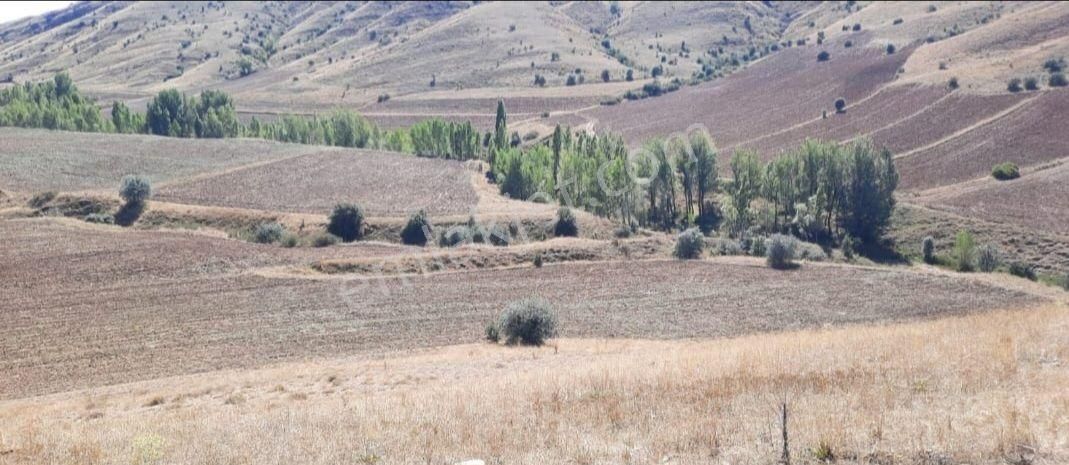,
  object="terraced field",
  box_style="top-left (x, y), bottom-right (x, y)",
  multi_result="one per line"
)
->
top-left (0, 217), bottom-right (1043, 399)
top-left (156, 149), bottom-right (480, 216)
